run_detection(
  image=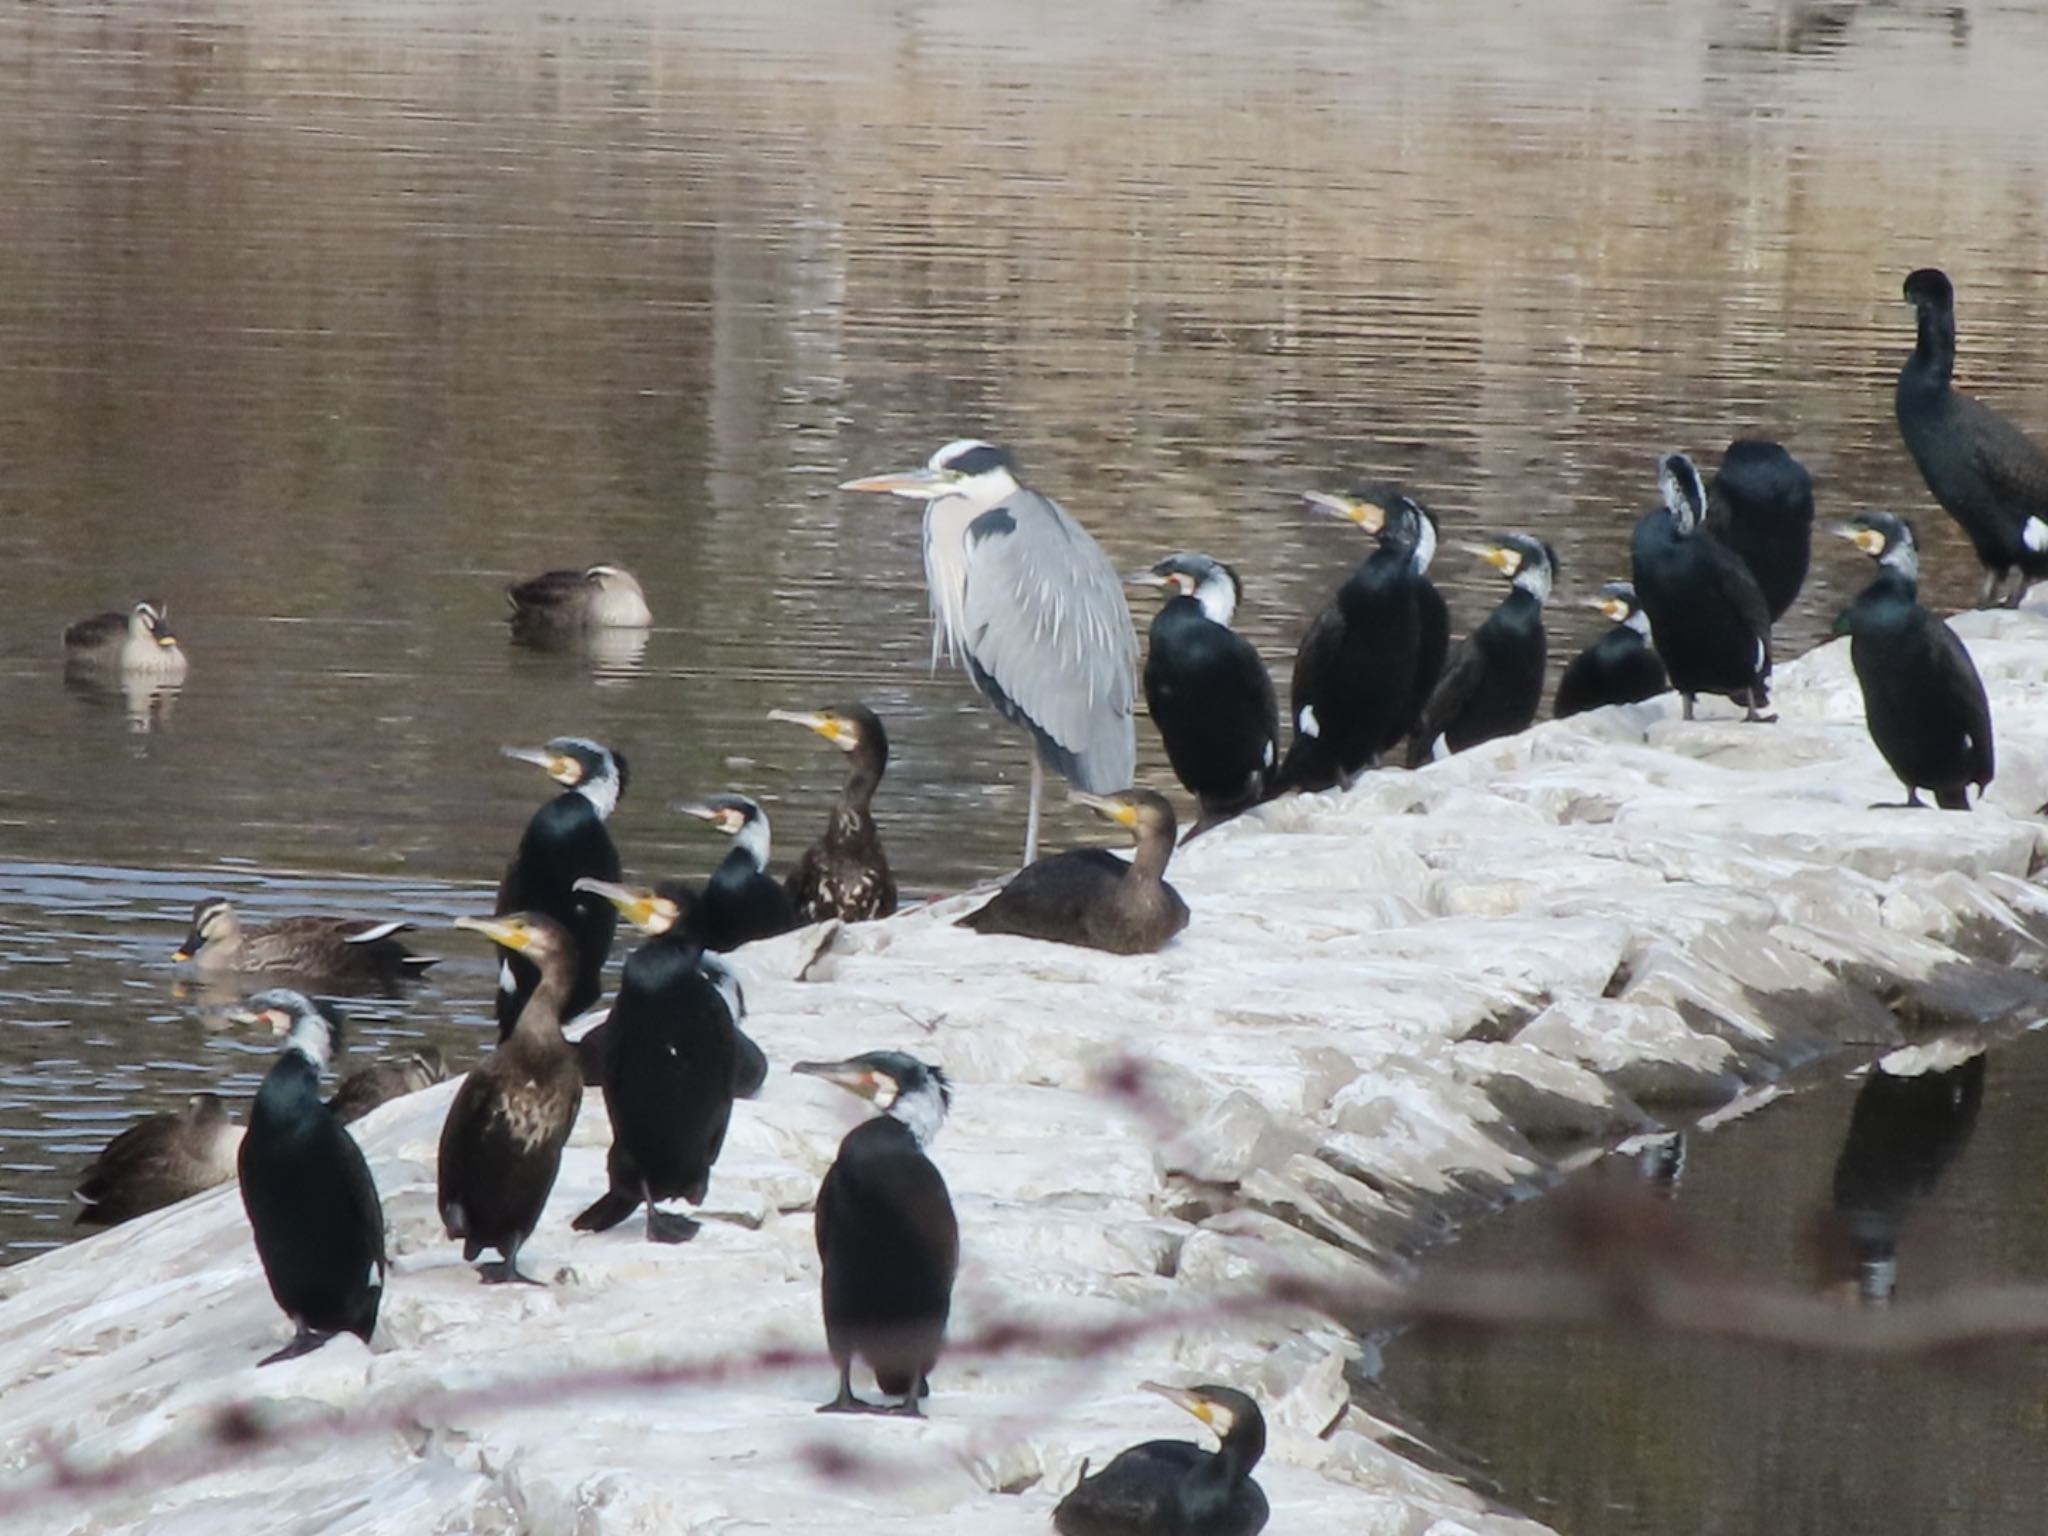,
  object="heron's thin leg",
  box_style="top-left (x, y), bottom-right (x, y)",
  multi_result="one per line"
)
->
top-left (1023, 754), bottom-right (1044, 866)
